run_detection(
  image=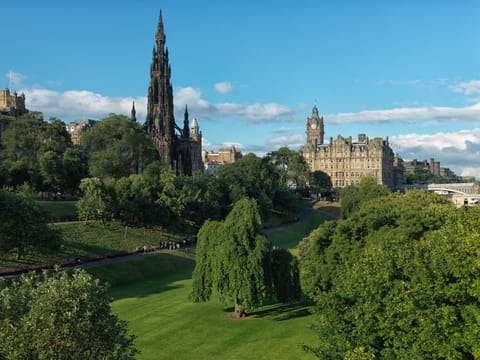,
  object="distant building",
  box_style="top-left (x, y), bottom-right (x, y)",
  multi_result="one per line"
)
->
top-left (202, 146), bottom-right (243, 175)
top-left (403, 158), bottom-right (458, 182)
top-left (301, 105), bottom-right (400, 189)
top-left (65, 119), bottom-right (97, 146)
top-left (0, 88), bottom-right (28, 138)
